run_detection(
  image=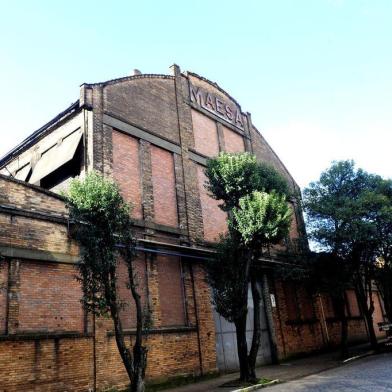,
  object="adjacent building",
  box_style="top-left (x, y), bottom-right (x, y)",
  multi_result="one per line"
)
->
top-left (0, 65), bottom-right (386, 391)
